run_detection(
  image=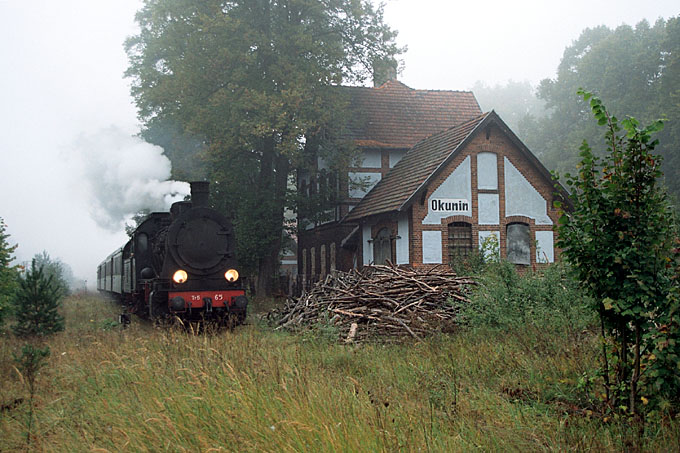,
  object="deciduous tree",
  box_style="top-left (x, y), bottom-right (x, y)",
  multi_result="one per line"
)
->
top-left (470, 79), bottom-right (546, 138)
top-left (125, 0), bottom-right (402, 294)
top-left (526, 18), bottom-right (680, 200)
top-left (31, 251), bottom-right (73, 296)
